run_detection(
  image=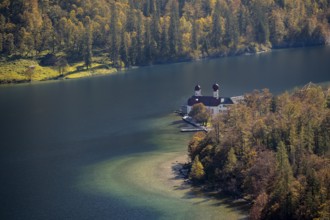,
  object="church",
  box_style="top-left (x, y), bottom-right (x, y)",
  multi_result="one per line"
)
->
top-left (185, 84), bottom-right (234, 115)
